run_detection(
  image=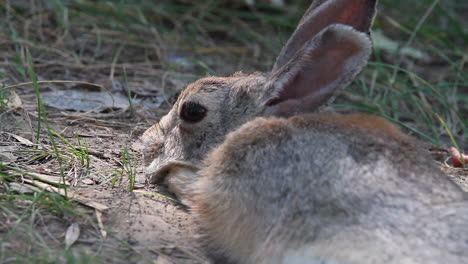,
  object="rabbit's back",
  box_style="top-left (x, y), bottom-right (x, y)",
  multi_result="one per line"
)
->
top-left (191, 114), bottom-right (468, 264)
